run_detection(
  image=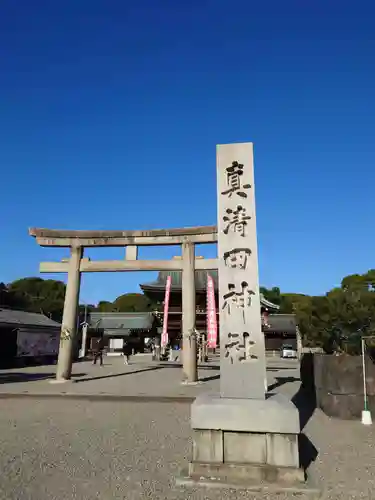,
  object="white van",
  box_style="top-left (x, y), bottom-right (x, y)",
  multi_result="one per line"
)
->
top-left (281, 344), bottom-right (297, 359)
